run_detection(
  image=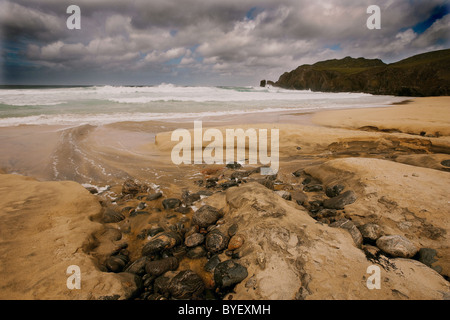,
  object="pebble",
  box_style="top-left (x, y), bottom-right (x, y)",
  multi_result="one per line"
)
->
top-left (214, 260), bottom-right (248, 289)
top-left (226, 162), bottom-right (242, 169)
top-left (228, 234), bottom-right (245, 251)
top-left (125, 256), bottom-right (151, 276)
top-left (105, 253), bottom-right (129, 273)
top-left (325, 184), bottom-right (345, 198)
top-left (192, 205), bottom-right (223, 228)
top-left (358, 223), bottom-right (383, 243)
top-left (204, 255), bottom-right (221, 272)
top-left (122, 179), bottom-right (141, 195)
top-left (162, 198), bottom-right (182, 210)
top-left (168, 270), bottom-right (205, 299)
top-left (330, 218), bottom-right (363, 248)
top-left (441, 159), bottom-right (450, 167)
top-left (323, 190), bottom-right (357, 210)
top-left (146, 192), bottom-right (163, 201)
top-left (303, 184), bottom-right (323, 192)
top-left (227, 223), bottom-right (238, 237)
top-left (145, 257), bottom-right (179, 276)
top-left (185, 233), bottom-right (205, 247)
top-left (141, 231), bottom-right (182, 256)
top-left (376, 235), bottom-right (418, 258)
top-left (205, 229), bottom-right (230, 254)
